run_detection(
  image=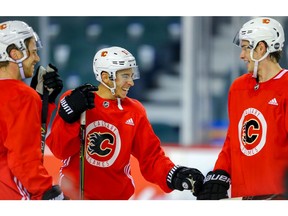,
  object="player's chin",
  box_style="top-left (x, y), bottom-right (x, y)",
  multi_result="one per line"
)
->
top-left (119, 91), bottom-right (128, 99)
top-left (25, 71), bottom-right (33, 78)
top-left (120, 88), bottom-right (129, 96)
